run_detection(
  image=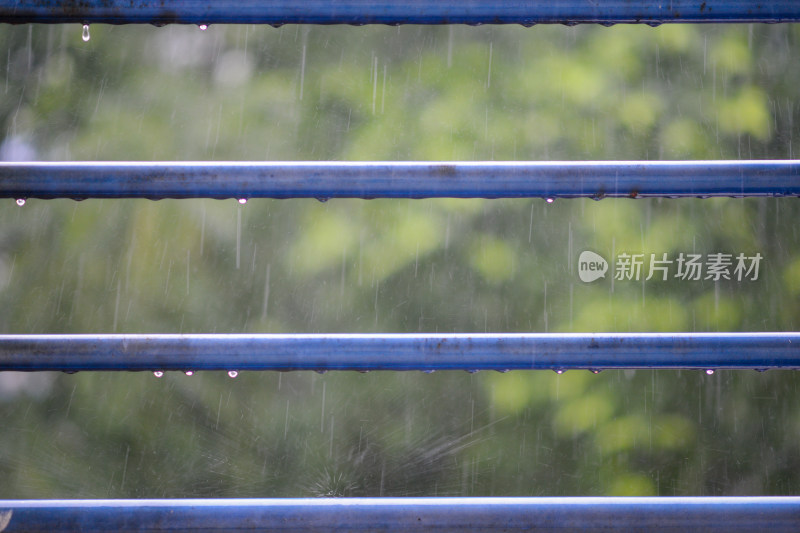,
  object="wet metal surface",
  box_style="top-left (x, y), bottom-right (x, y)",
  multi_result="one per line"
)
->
top-left (0, 497), bottom-right (799, 532)
top-left (1, 161), bottom-right (799, 200)
top-left (0, 333), bottom-right (798, 372)
top-left (1, 1), bottom-right (800, 25)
